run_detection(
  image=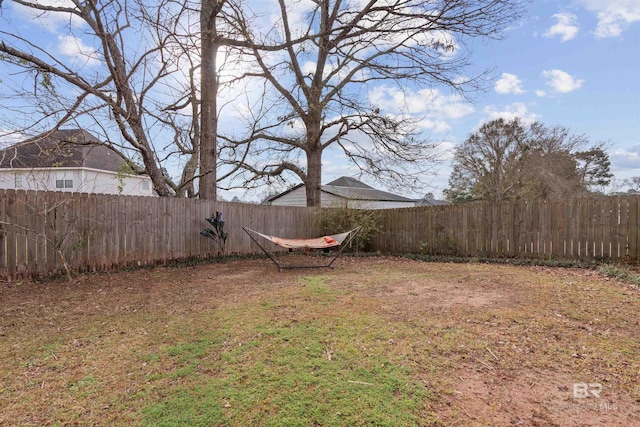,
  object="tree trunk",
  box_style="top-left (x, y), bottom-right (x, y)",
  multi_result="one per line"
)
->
top-left (127, 122), bottom-right (171, 196)
top-left (305, 123), bottom-right (323, 206)
top-left (199, 0), bottom-right (219, 200)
